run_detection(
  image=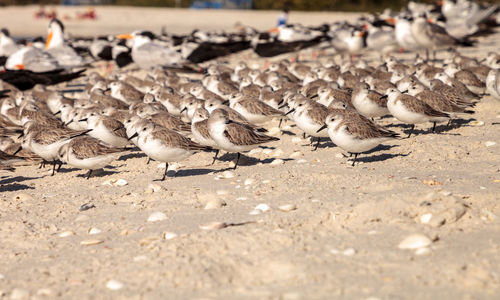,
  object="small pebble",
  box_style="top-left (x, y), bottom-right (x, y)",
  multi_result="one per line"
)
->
top-left (420, 213), bottom-right (433, 224)
top-left (270, 158), bottom-right (285, 165)
top-left (0, 274), bottom-right (3, 280)
top-left (343, 248), bottom-right (356, 256)
top-left (133, 255), bottom-right (147, 262)
top-left (79, 203), bottom-right (95, 211)
top-left (262, 148), bottom-right (273, 155)
top-left (485, 141), bottom-right (496, 147)
top-left (58, 231), bottom-right (75, 238)
top-left (248, 148), bottom-right (262, 155)
top-left (255, 203), bottom-right (271, 212)
top-left (13, 193), bottom-right (33, 202)
top-left (216, 189), bottom-right (229, 196)
top-left (415, 247), bottom-right (431, 256)
top-left (204, 198), bottom-right (226, 210)
top-left (36, 288), bottom-right (52, 296)
top-left (291, 137), bottom-right (302, 144)
top-left (88, 227), bottom-right (102, 235)
top-left (162, 232), bottom-right (178, 240)
top-left (114, 179), bottom-right (128, 186)
top-left (469, 120), bottom-right (484, 126)
top-left (296, 159), bottom-right (307, 164)
top-left (145, 183), bottom-right (163, 193)
top-left (279, 204), bottom-right (297, 212)
top-left (262, 180), bottom-right (271, 184)
top-left (80, 239), bottom-right (104, 246)
top-left (147, 212), bottom-right (167, 222)
top-left (200, 221), bottom-right (227, 230)
top-left (236, 197), bottom-right (247, 201)
top-left (249, 209), bottom-right (261, 215)
top-left (398, 234), bottom-right (432, 250)
top-left (272, 149), bottom-right (284, 157)
top-left (244, 178), bottom-right (255, 185)
top-left (289, 151), bottom-right (304, 159)
top-left (106, 280), bottom-right (124, 291)
top-left (10, 288), bottom-right (29, 300)
top-left (335, 153), bottom-right (344, 158)
top-left (222, 170), bottom-right (235, 179)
